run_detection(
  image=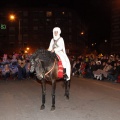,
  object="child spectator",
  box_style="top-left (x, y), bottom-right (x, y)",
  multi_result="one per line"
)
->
top-left (10, 62), bottom-right (18, 80)
top-left (1, 63), bottom-right (10, 80)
